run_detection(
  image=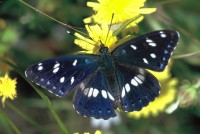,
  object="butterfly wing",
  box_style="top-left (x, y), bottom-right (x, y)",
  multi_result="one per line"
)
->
top-left (25, 55), bottom-right (100, 97)
top-left (112, 30), bottom-right (179, 71)
top-left (116, 63), bottom-right (160, 112)
top-left (73, 69), bottom-right (117, 119)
